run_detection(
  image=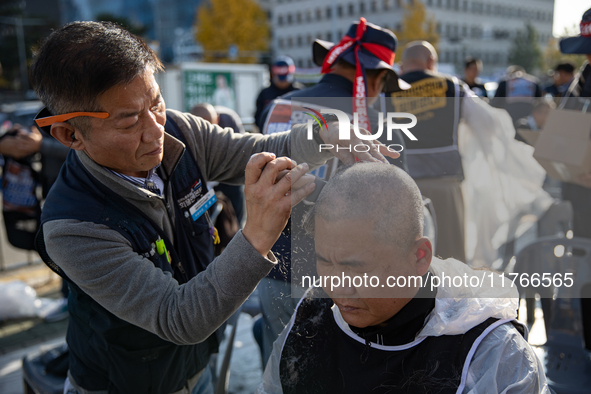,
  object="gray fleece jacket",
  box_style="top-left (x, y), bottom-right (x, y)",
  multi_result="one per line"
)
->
top-left (43, 109), bottom-right (331, 346)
